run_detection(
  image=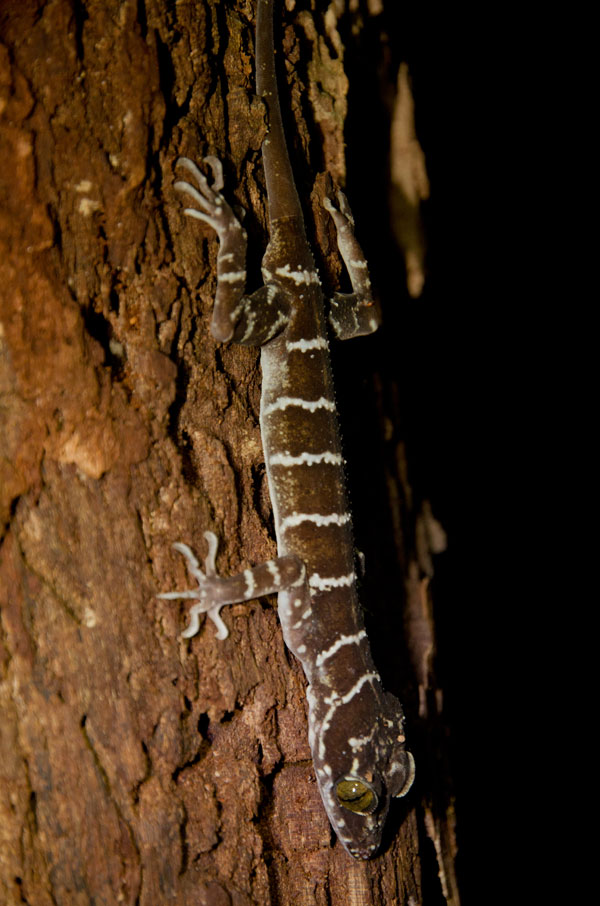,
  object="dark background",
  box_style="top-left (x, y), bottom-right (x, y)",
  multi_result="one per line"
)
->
top-left (339, 5), bottom-right (515, 902)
